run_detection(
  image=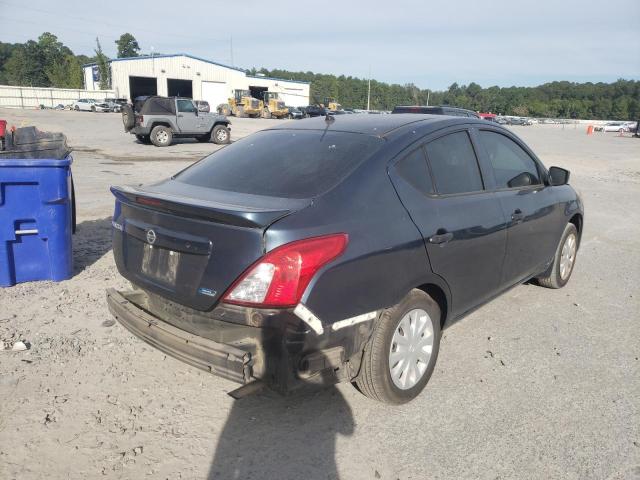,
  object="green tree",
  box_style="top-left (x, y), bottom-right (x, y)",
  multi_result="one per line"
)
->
top-left (94, 37), bottom-right (110, 89)
top-left (115, 33), bottom-right (140, 58)
top-left (2, 41), bottom-right (48, 86)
